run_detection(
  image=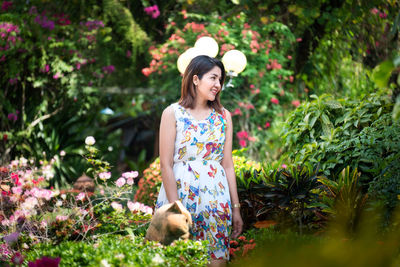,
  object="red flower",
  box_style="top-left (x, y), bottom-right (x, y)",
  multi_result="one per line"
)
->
top-left (291, 100), bottom-right (300, 107)
top-left (265, 122), bottom-right (270, 128)
top-left (3, 134), bottom-right (7, 141)
top-left (232, 108), bottom-right (242, 116)
top-left (239, 139), bottom-right (247, 148)
top-left (238, 235), bottom-right (246, 241)
top-left (236, 131), bottom-right (248, 139)
top-left (270, 98), bottom-right (279, 105)
top-left (141, 68), bottom-right (151, 77)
